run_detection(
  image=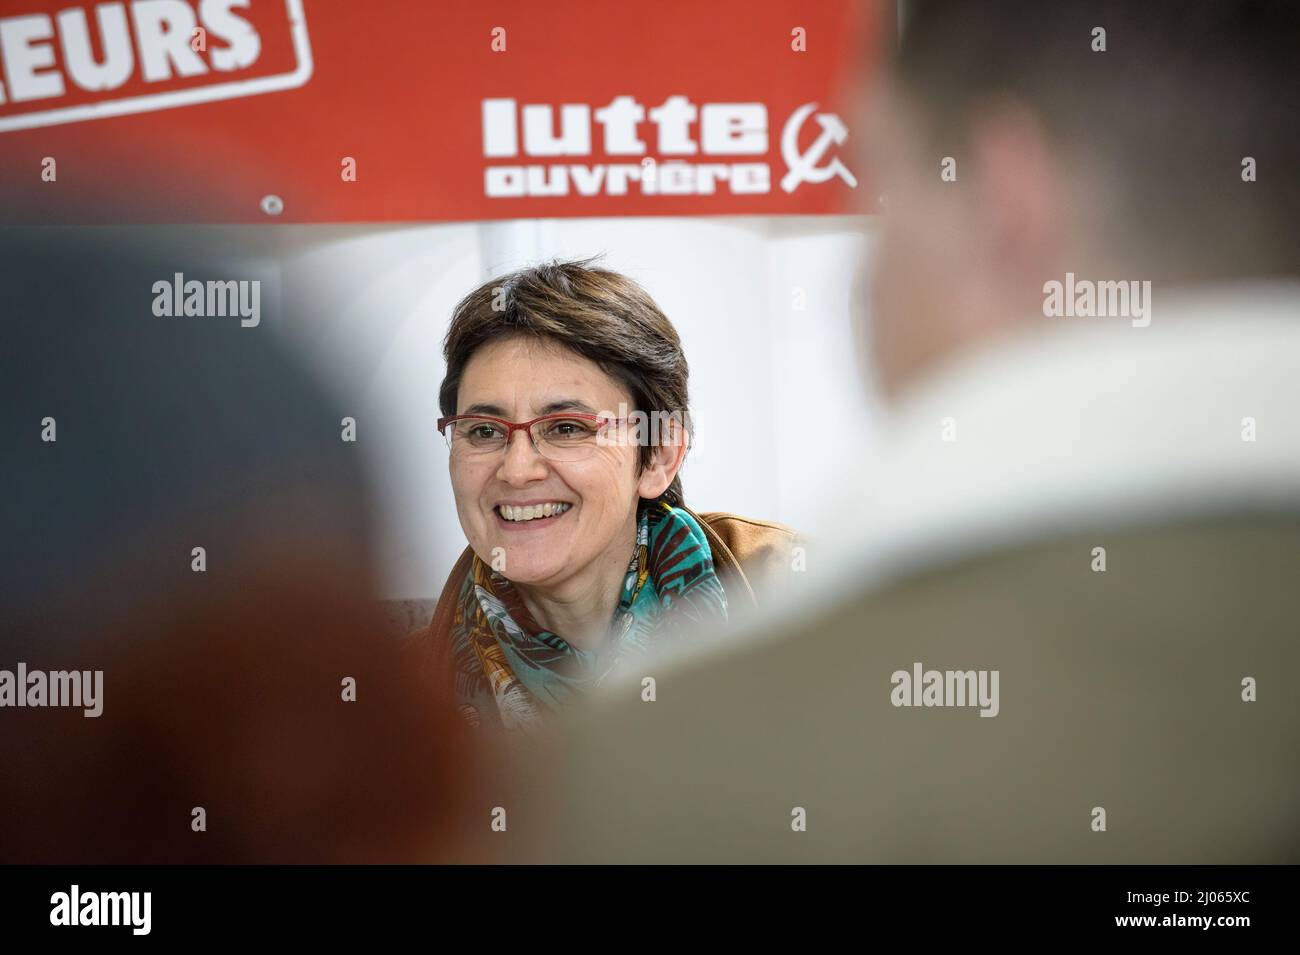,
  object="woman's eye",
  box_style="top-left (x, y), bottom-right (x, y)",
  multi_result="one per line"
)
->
top-left (469, 425), bottom-right (502, 440)
top-left (546, 420), bottom-right (592, 439)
